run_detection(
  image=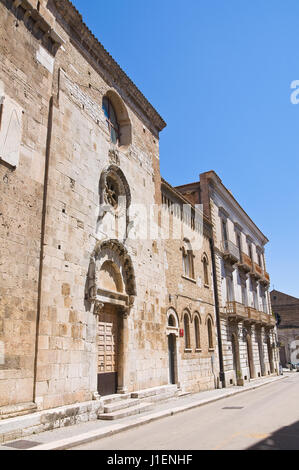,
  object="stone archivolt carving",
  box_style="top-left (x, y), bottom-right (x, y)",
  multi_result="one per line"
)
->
top-left (87, 239), bottom-right (136, 316)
